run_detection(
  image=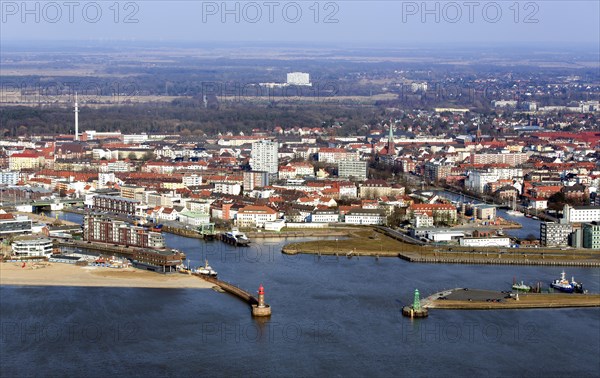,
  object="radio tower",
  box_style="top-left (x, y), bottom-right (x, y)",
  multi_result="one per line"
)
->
top-left (74, 92), bottom-right (79, 141)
